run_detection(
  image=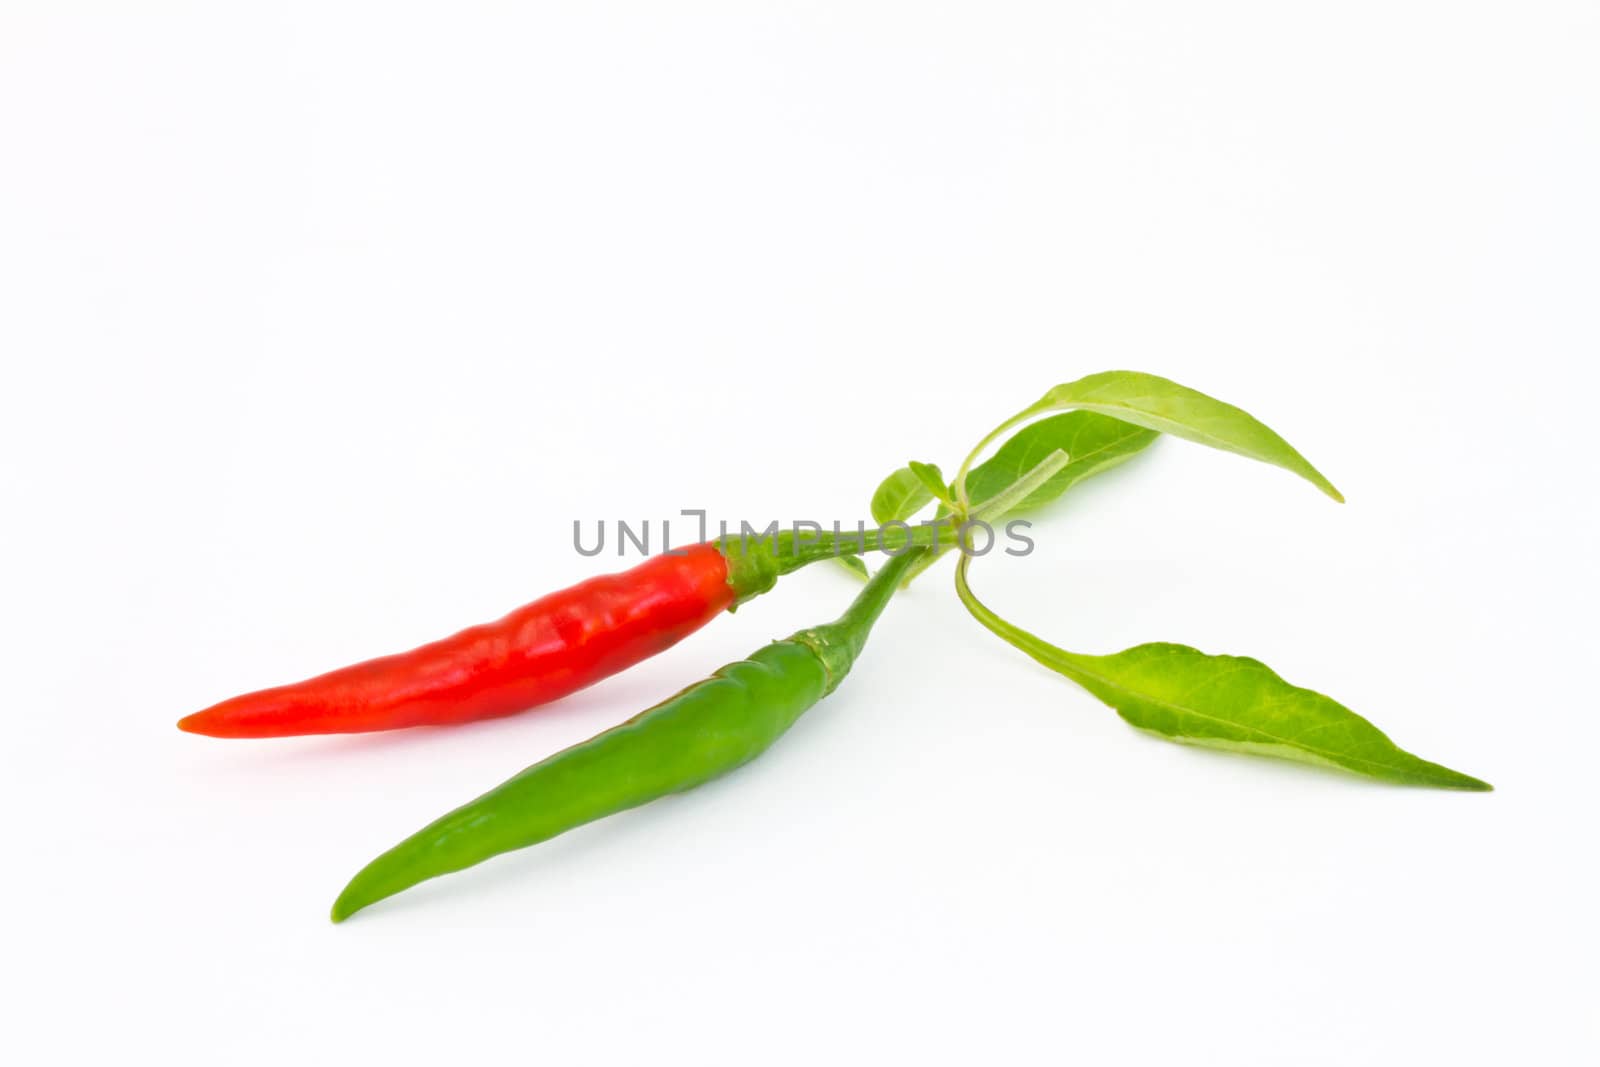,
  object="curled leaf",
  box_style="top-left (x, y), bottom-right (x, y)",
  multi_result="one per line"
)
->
top-left (871, 467), bottom-right (935, 526)
top-left (908, 461), bottom-right (953, 504)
